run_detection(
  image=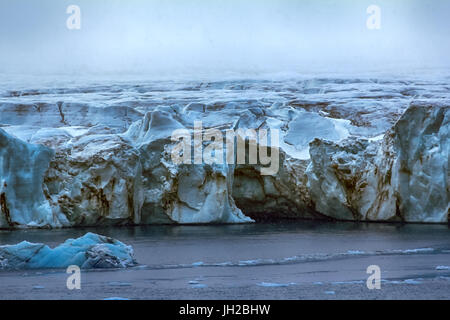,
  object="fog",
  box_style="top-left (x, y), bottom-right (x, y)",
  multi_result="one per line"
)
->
top-left (1, 0), bottom-right (449, 76)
